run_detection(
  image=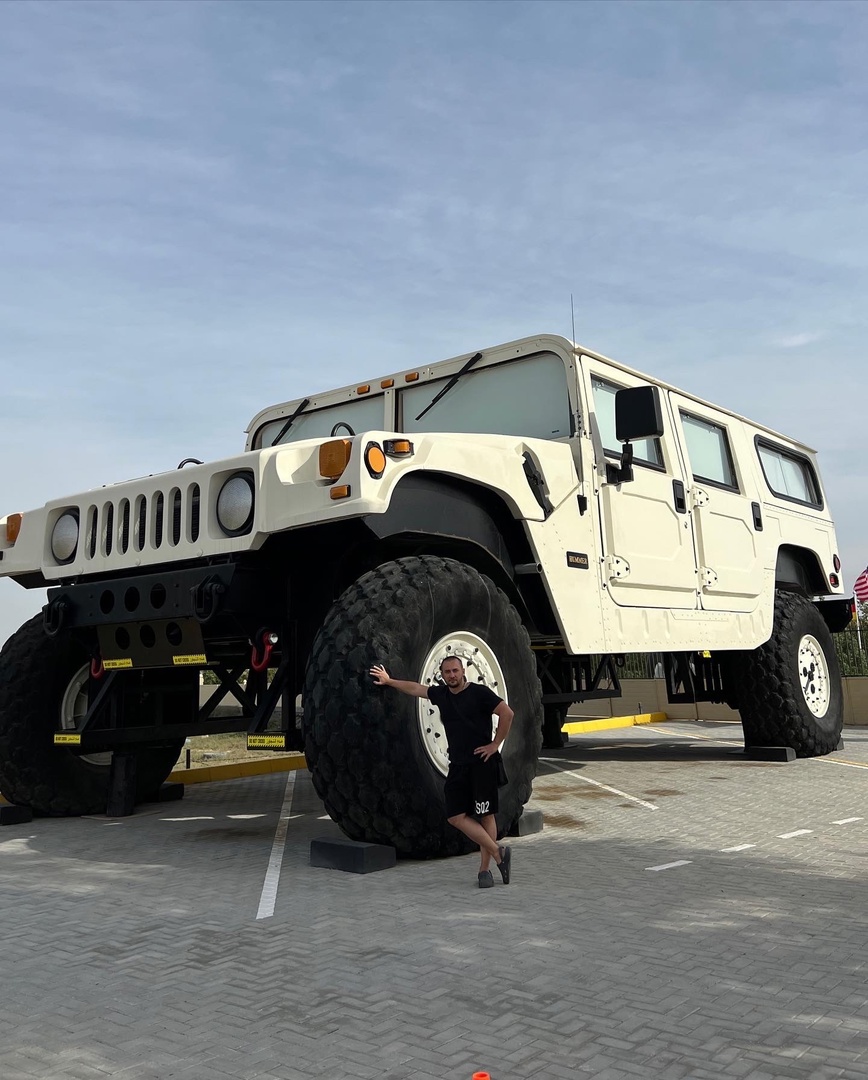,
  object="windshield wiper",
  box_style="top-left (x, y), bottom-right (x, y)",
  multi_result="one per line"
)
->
top-left (414, 351), bottom-right (483, 422)
top-left (270, 398), bottom-right (310, 446)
